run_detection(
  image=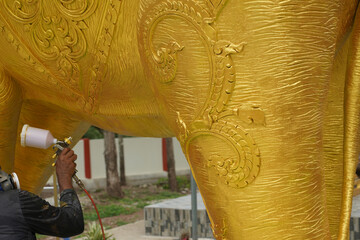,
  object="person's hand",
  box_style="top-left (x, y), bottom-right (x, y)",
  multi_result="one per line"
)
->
top-left (56, 148), bottom-right (77, 192)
